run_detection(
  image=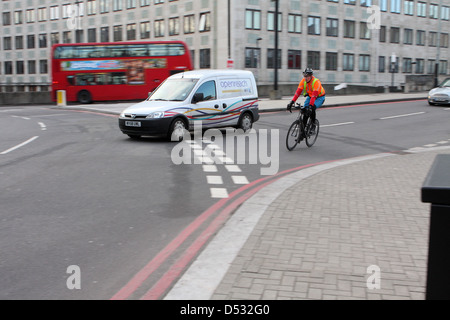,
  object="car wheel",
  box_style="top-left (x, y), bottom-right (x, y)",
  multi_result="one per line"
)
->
top-left (428, 101), bottom-right (436, 106)
top-left (127, 134), bottom-right (141, 140)
top-left (168, 118), bottom-right (187, 142)
top-left (238, 112), bottom-right (253, 132)
top-left (77, 90), bottom-right (92, 104)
